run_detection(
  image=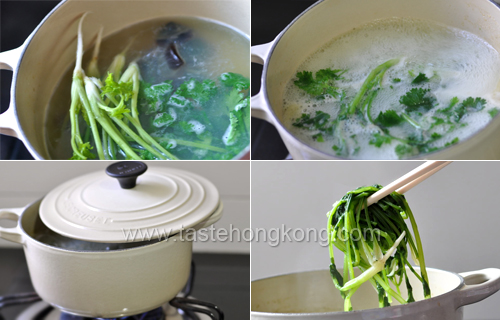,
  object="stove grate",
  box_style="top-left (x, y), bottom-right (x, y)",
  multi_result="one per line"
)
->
top-left (59, 307), bottom-right (165, 320)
